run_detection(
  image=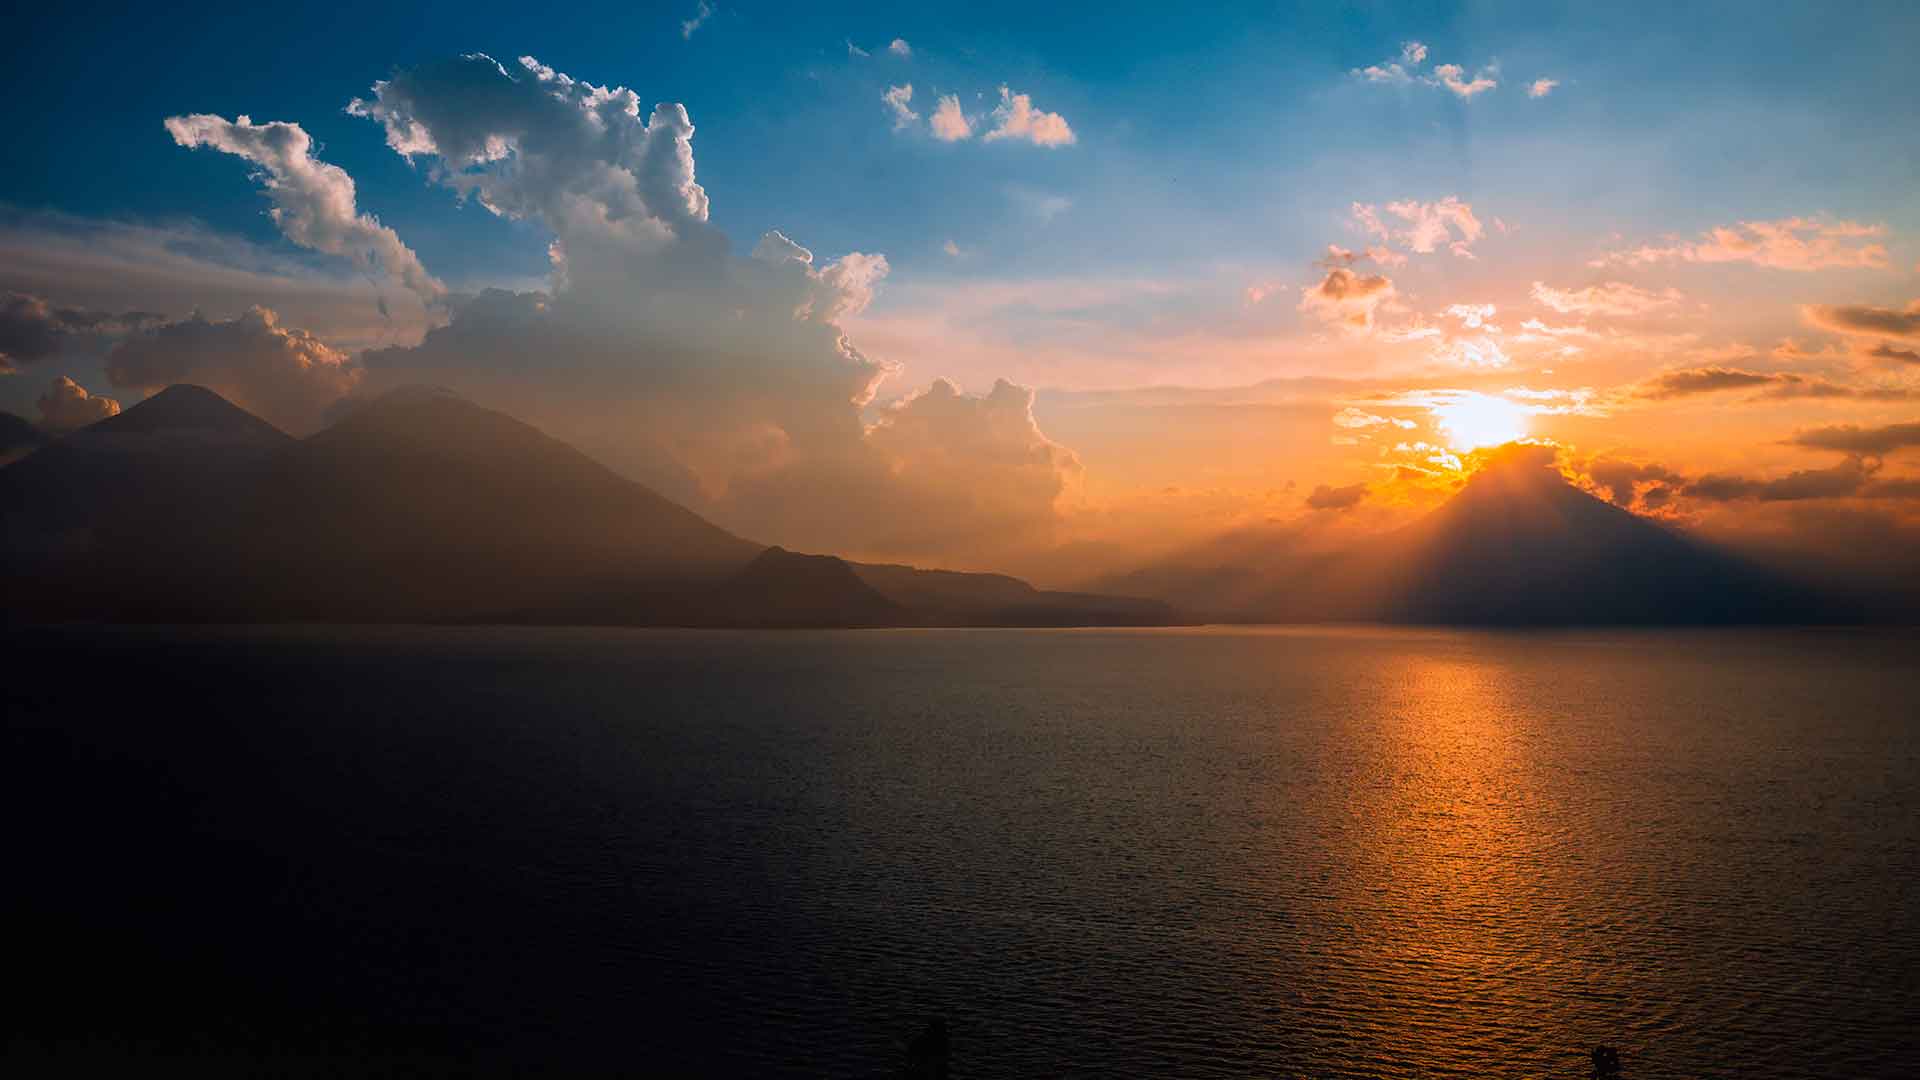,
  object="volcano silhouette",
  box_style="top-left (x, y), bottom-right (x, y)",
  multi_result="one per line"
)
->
top-left (1104, 445), bottom-right (1835, 625)
top-left (1361, 447), bottom-right (1819, 624)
